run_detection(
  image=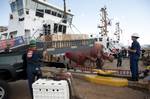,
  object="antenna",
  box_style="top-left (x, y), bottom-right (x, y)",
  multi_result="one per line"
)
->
top-left (114, 22), bottom-right (122, 42)
top-left (98, 6), bottom-right (111, 36)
